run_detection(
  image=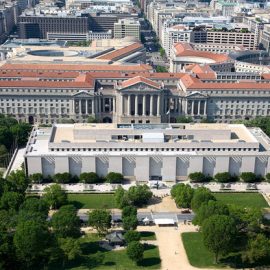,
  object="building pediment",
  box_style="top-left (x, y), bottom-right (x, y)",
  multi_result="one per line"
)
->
top-left (186, 91), bottom-right (208, 99)
top-left (120, 82), bottom-right (161, 92)
top-left (73, 91), bottom-right (93, 98)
